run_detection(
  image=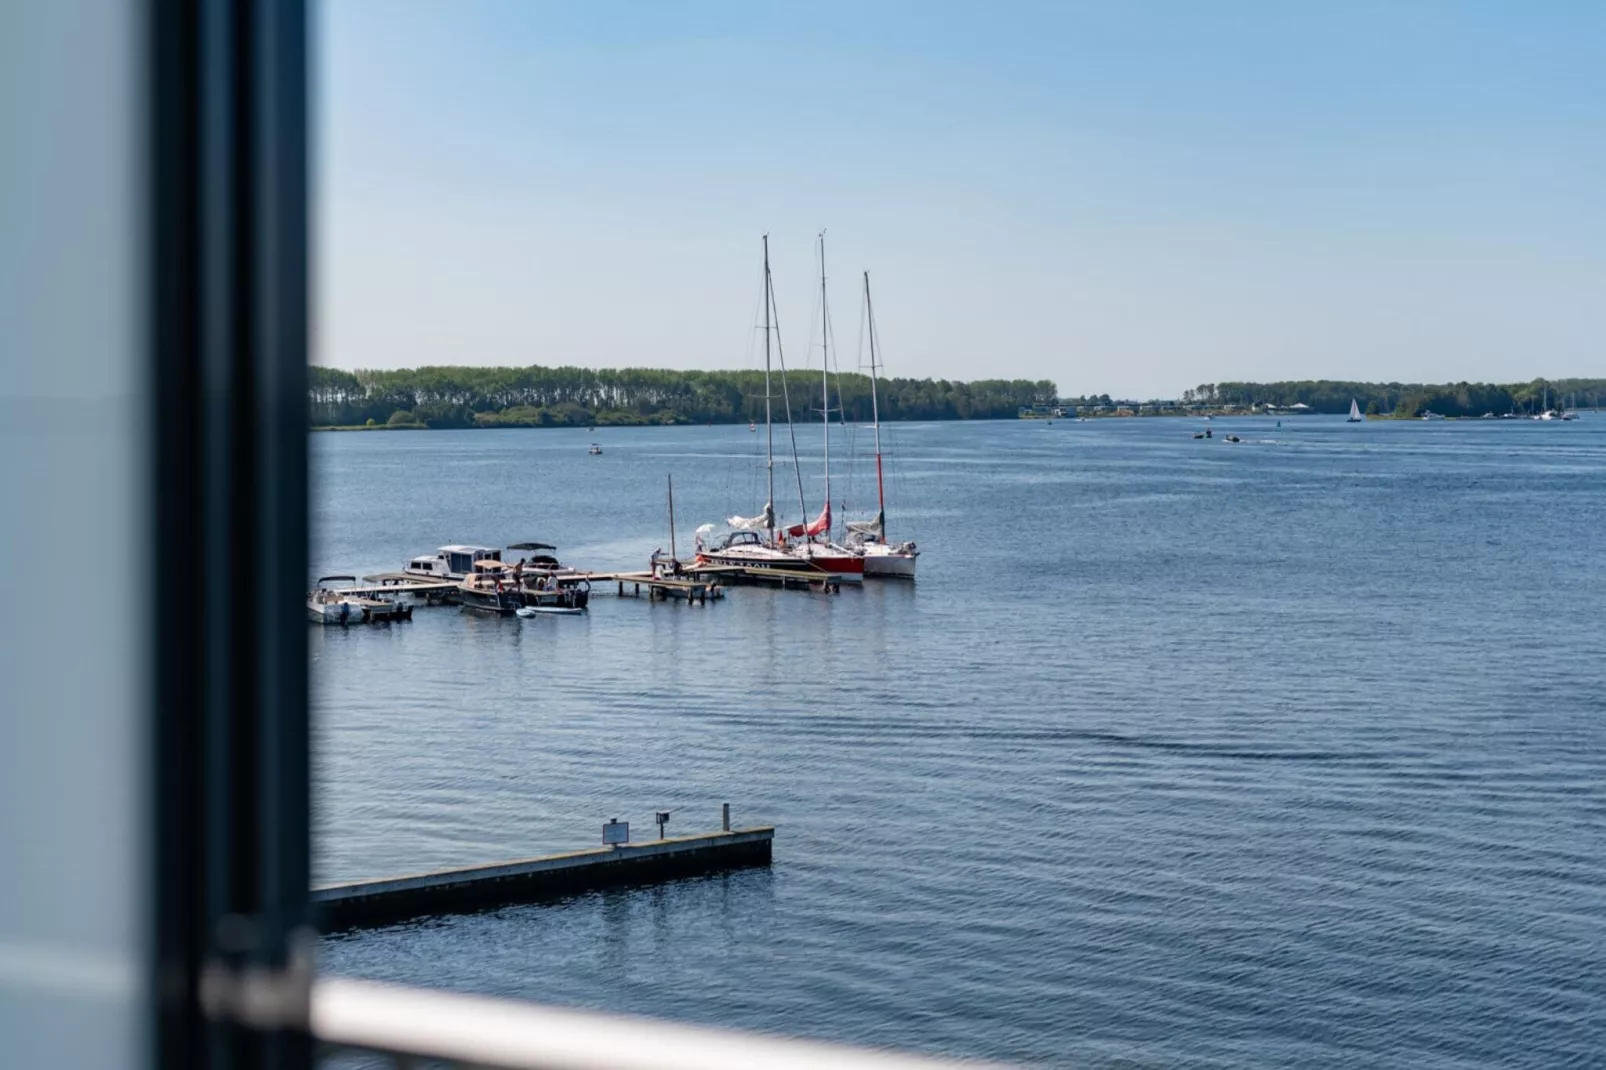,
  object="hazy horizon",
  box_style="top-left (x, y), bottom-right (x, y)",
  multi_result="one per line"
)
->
top-left (317, 2), bottom-right (1605, 397)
